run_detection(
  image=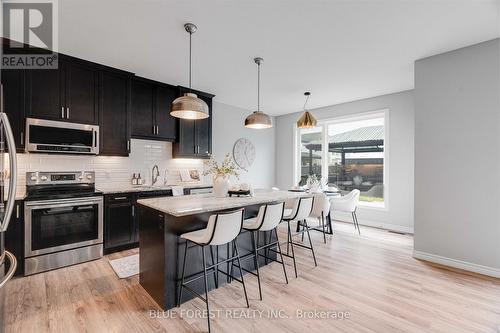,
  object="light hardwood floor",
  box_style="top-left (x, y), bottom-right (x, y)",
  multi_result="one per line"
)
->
top-left (3, 222), bottom-right (500, 333)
